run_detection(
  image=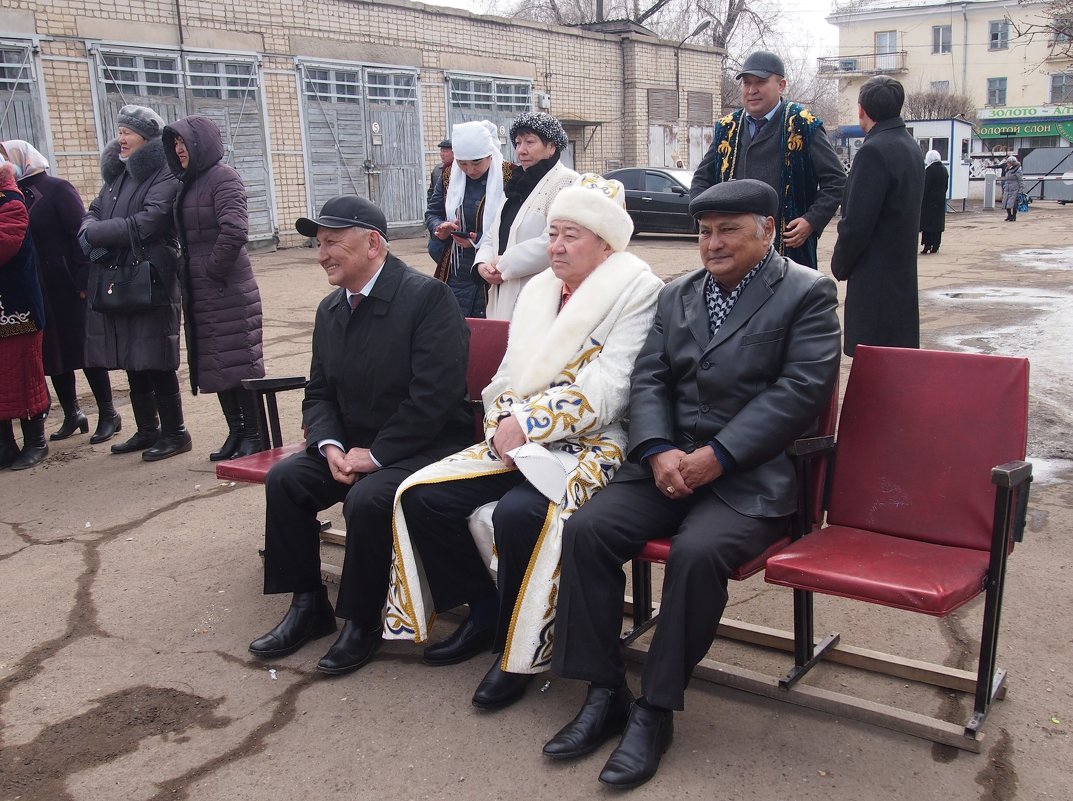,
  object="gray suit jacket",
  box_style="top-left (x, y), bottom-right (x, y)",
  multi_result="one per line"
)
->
top-left (616, 250), bottom-right (841, 518)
